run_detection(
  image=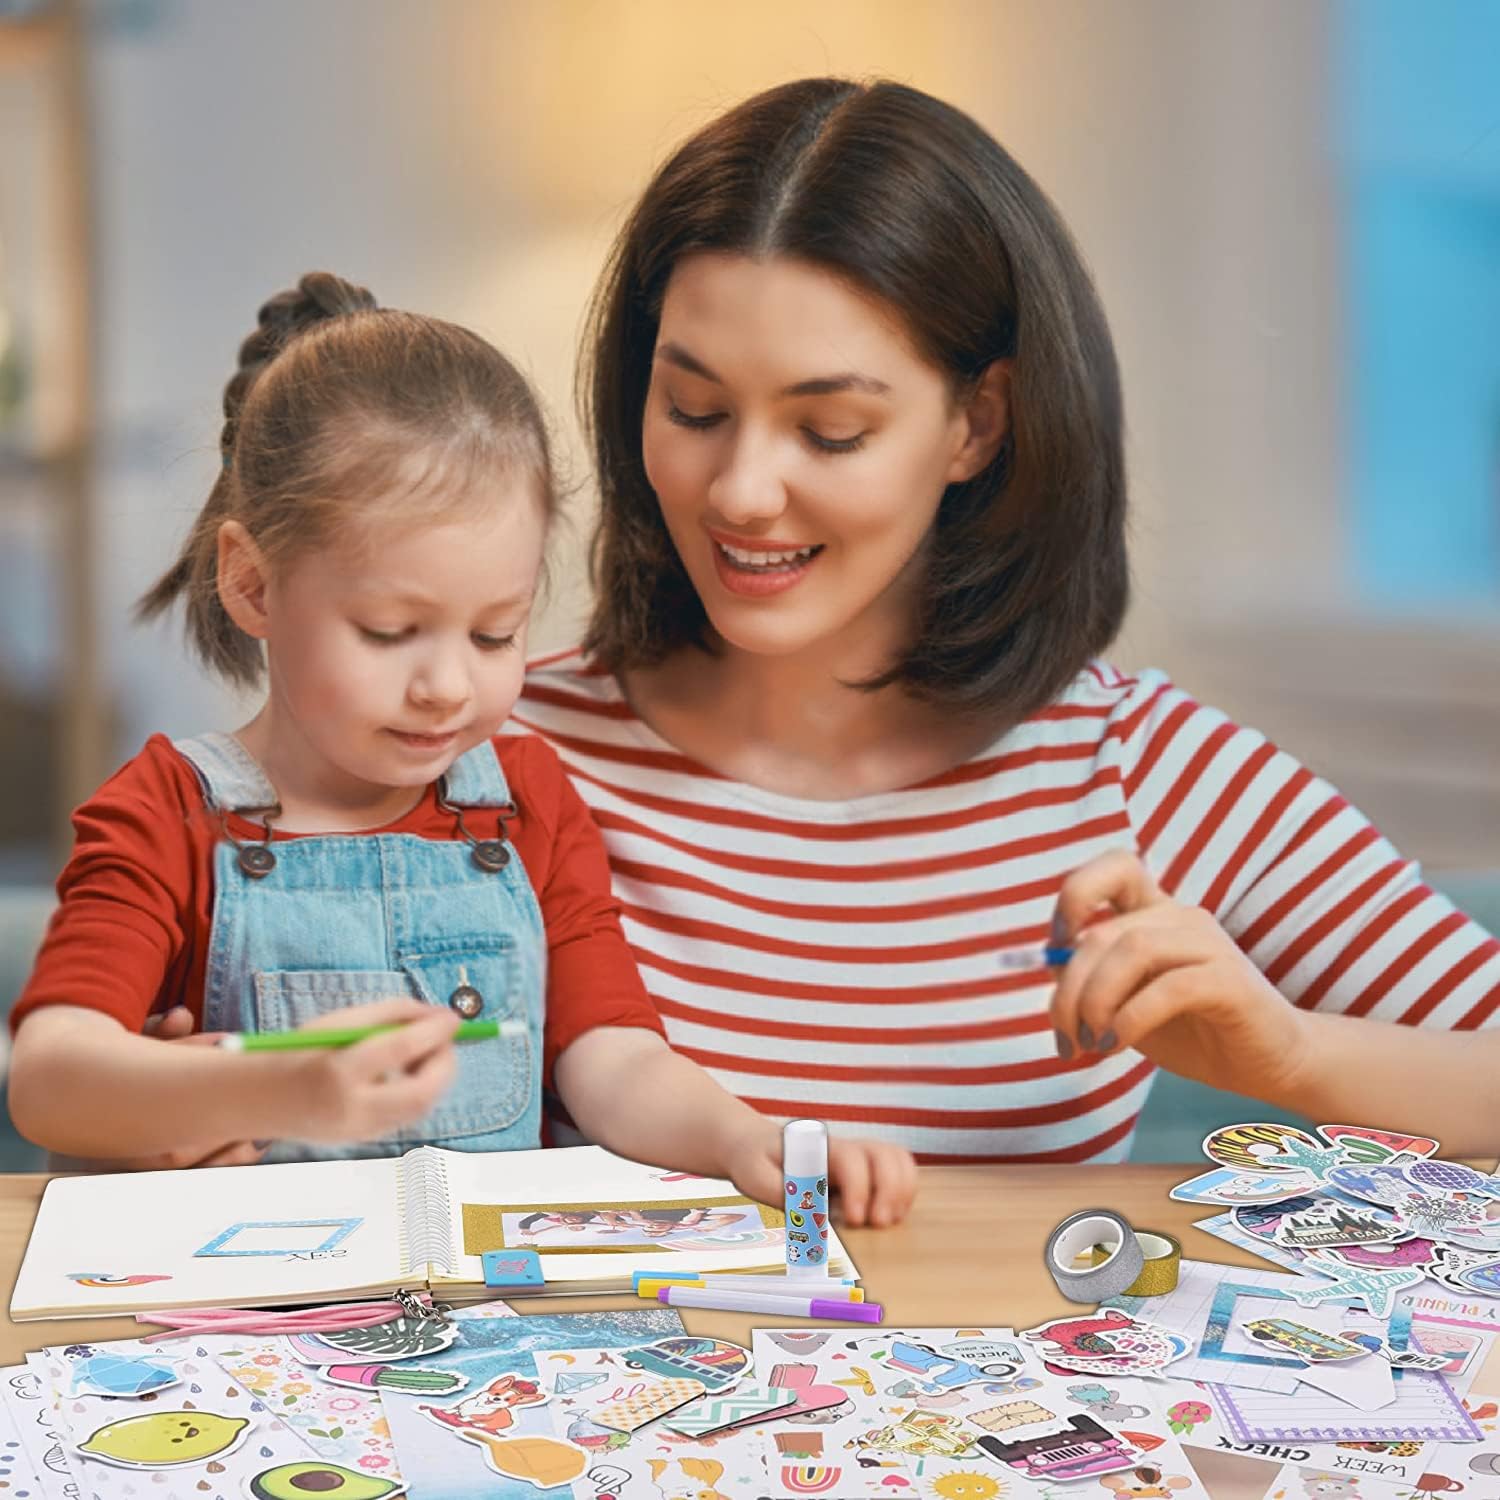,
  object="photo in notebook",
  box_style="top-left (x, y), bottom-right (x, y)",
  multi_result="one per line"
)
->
top-left (422, 1147), bottom-right (854, 1295)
